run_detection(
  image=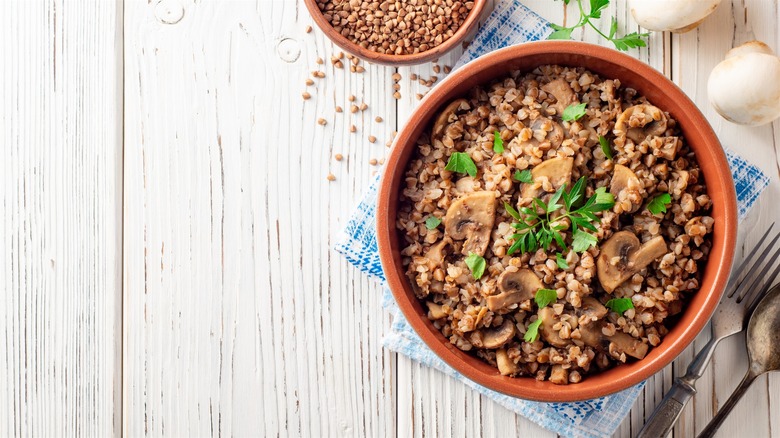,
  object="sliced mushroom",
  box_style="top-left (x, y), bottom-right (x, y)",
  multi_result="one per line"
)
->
top-left (527, 118), bottom-right (565, 148)
top-left (486, 269), bottom-right (543, 312)
top-left (481, 319), bottom-right (516, 349)
top-left (425, 237), bottom-right (451, 267)
top-left (433, 99), bottom-right (469, 140)
top-left (579, 320), bottom-right (649, 360)
top-left (542, 78), bottom-right (578, 116)
top-left (579, 296), bottom-right (608, 320)
top-left (496, 348), bottom-right (520, 376)
top-left (520, 156), bottom-right (574, 200)
top-left (597, 231), bottom-right (668, 293)
top-left (426, 302), bottom-right (447, 320)
top-left (656, 136), bottom-right (682, 160)
top-left (538, 307), bottom-right (570, 347)
top-left (610, 164), bottom-right (643, 213)
top-left (614, 104), bottom-right (668, 144)
top-left (443, 191), bottom-right (497, 256)
top-left (549, 364), bottom-right (569, 385)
